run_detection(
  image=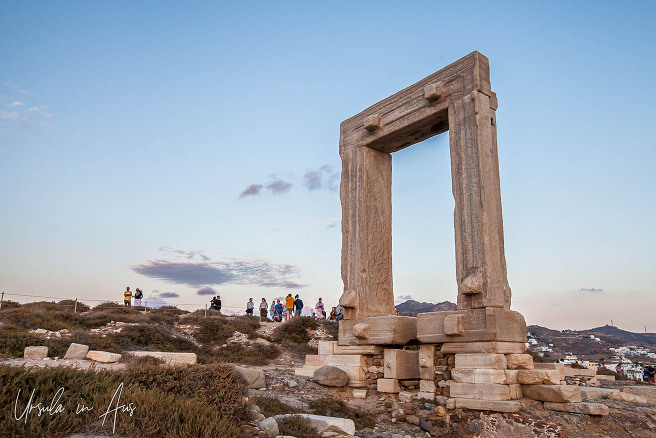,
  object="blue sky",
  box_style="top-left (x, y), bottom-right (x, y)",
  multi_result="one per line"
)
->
top-left (1, 1), bottom-right (654, 331)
